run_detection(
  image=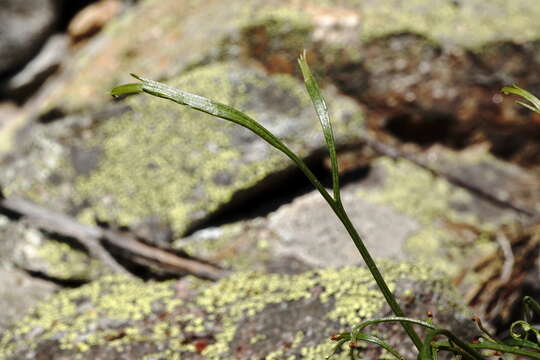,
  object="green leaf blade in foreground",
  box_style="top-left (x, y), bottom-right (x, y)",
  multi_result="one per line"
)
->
top-left (502, 84), bottom-right (540, 114)
top-left (298, 51), bottom-right (341, 203)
